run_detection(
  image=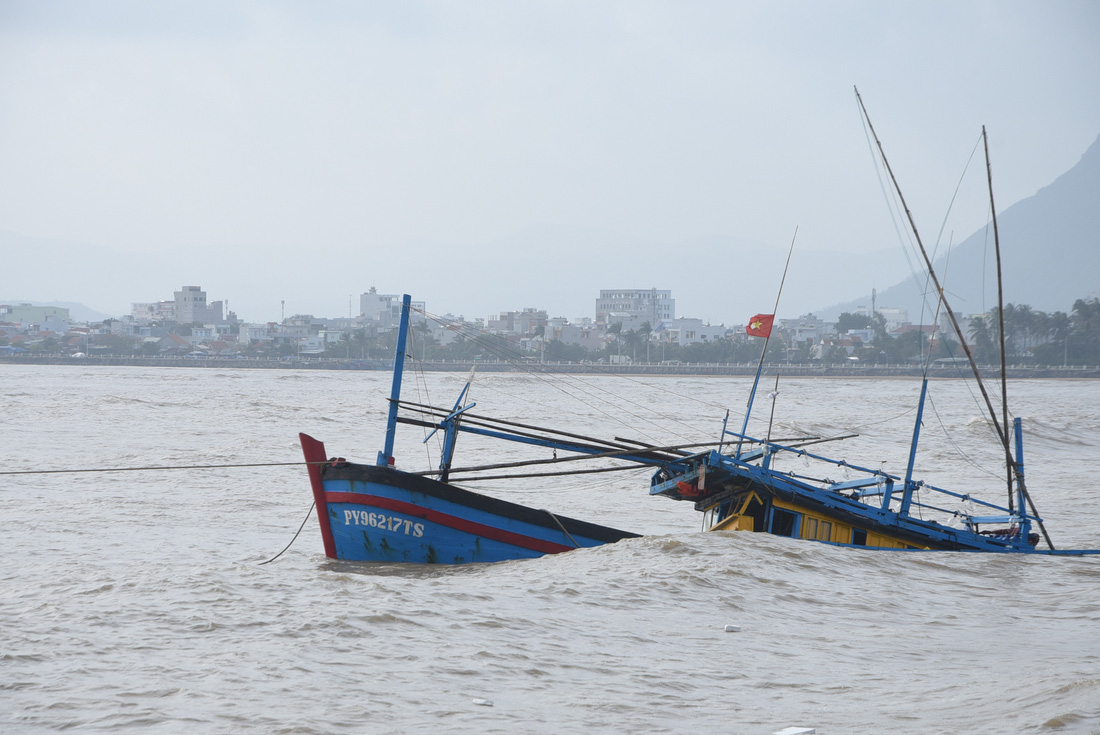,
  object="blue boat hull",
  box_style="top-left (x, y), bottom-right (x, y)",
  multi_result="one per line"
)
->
top-left (302, 433), bottom-right (639, 564)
